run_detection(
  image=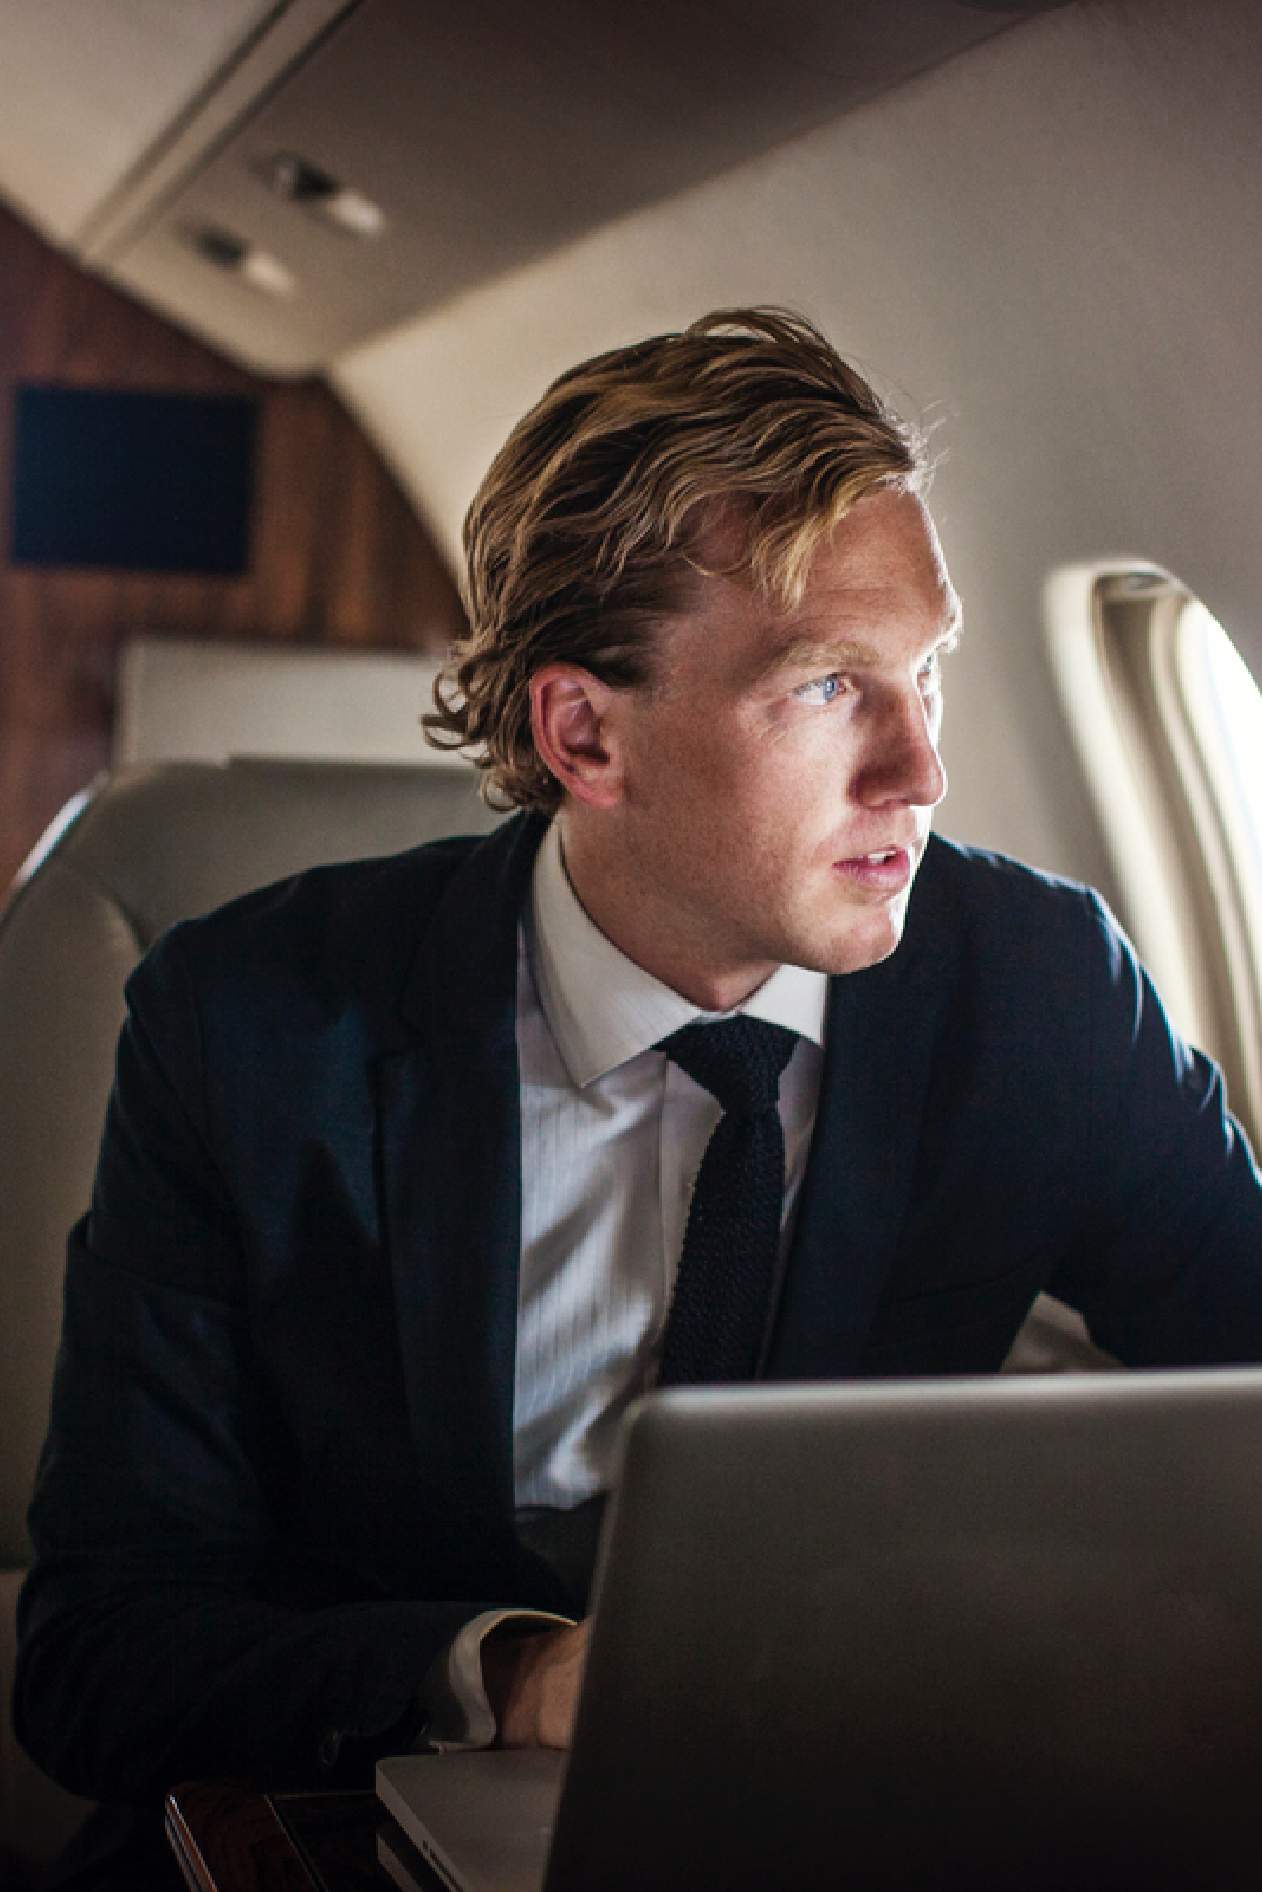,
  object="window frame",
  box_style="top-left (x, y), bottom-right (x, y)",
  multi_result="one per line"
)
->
top-left (1045, 562), bottom-right (1262, 1153)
